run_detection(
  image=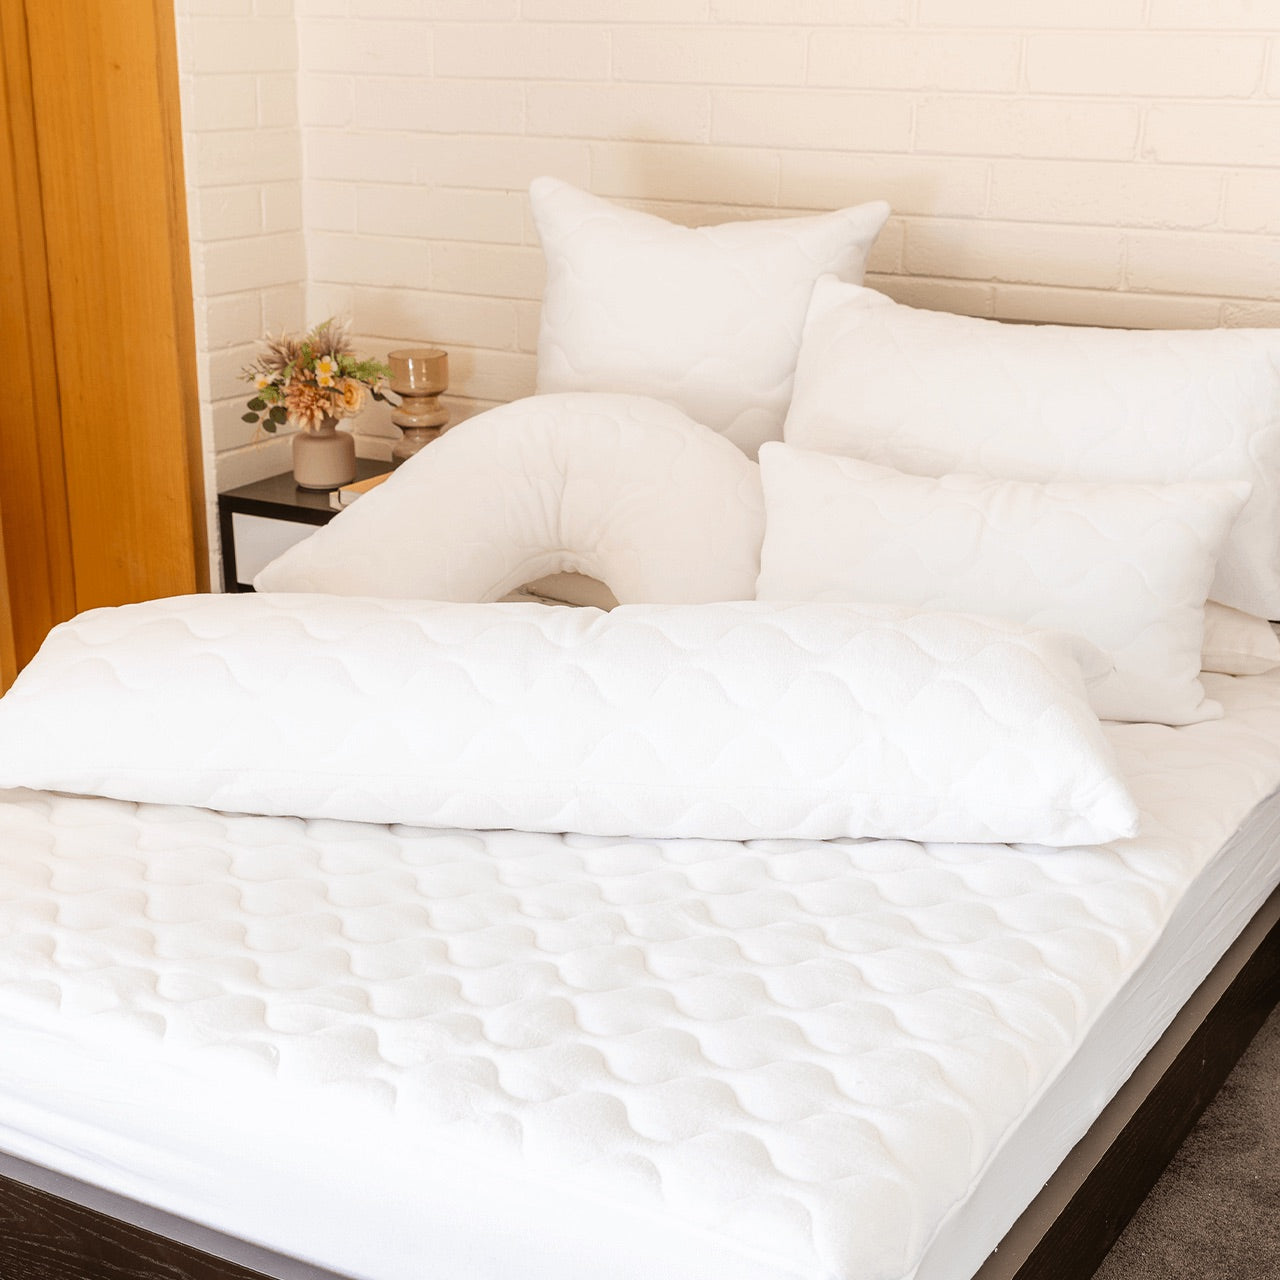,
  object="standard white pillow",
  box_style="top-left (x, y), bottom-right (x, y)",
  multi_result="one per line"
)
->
top-left (783, 278), bottom-right (1280, 618)
top-left (756, 443), bottom-right (1250, 725)
top-left (0, 594), bottom-right (1137, 847)
top-left (255, 393), bottom-right (764, 604)
top-left (1202, 601), bottom-right (1280, 675)
top-left (530, 177), bottom-right (890, 459)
